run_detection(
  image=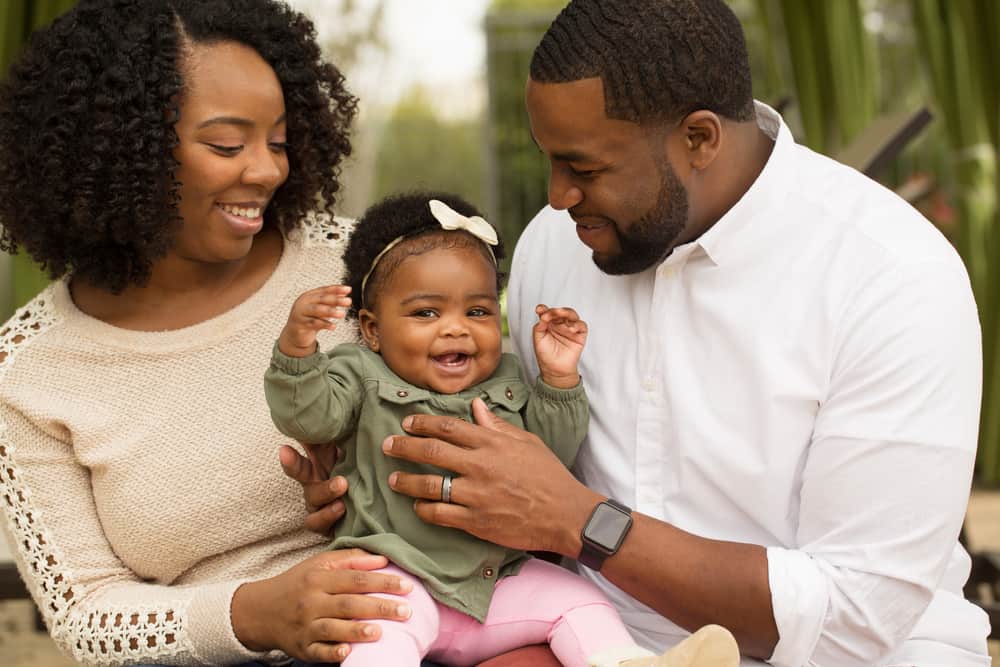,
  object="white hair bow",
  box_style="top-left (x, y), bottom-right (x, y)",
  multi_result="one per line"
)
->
top-left (360, 199), bottom-right (499, 304)
top-left (429, 199), bottom-right (498, 246)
